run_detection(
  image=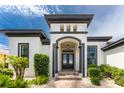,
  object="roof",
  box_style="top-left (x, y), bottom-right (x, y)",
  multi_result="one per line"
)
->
top-left (1, 29), bottom-right (48, 39)
top-left (87, 36), bottom-right (112, 42)
top-left (102, 38), bottom-right (124, 51)
top-left (44, 14), bottom-right (94, 27)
